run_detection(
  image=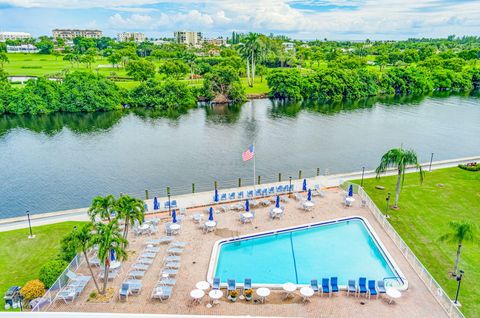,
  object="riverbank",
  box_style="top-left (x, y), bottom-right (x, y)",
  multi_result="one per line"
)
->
top-left (1, 155), bottom-right (477, 232)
